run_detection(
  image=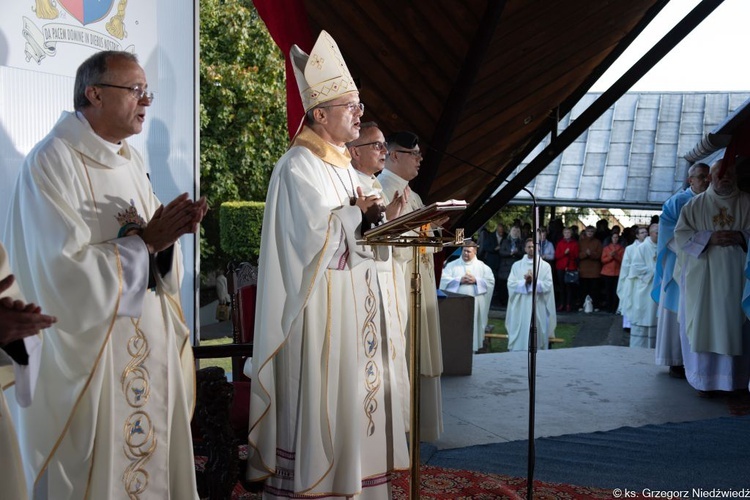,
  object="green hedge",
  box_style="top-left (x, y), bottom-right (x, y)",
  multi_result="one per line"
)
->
top-left (219, 201), bottom-right (265, 264)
